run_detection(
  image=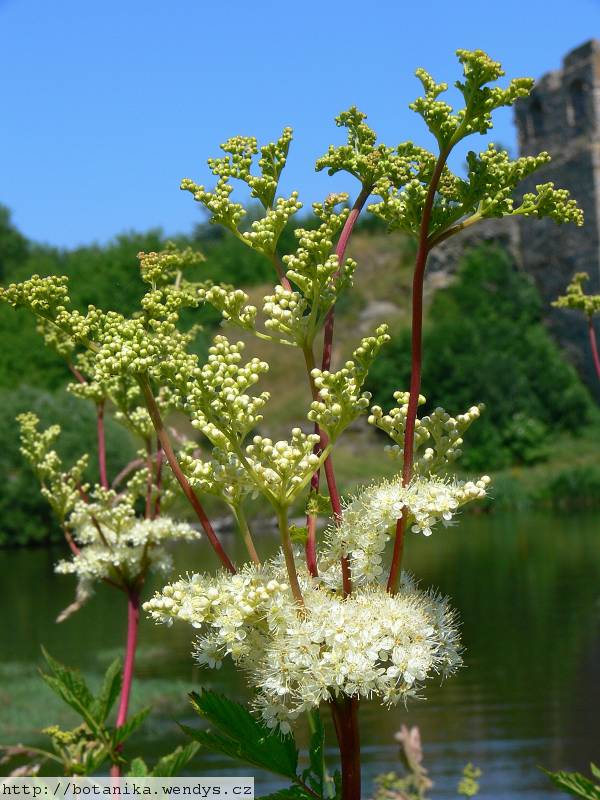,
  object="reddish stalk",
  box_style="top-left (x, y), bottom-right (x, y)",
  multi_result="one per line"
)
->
top-left (67, 361), bottom-right (87, 386)
top-left (138, 377), bottom-right (236, 574)
top-left (588, 317), bottom-right (600, 383)
top-left (309, 186), bottom-right (372, 593)
top-left (321, 184), bottom-right (372, 374)
top-left (61, 524), bottom-right (80, 557)
top-left (302, 346), bottom-right (323, 579)
top-left (97, 401), bottom-right (109, 490)
top-left (330, 696), bottom-right (361, 800)
top-left (110, 589), bottom-right (140, 777)
top-left (302, 346), bottom-right (349, 591)
top-left (387, 151), bottom-right (449, 594)
top-left (305, 469), bottom-right (320, 578)
top-left (111, 457), bottom-right (146, 489)
top-left (271, 254), bottom-right (293, 292)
